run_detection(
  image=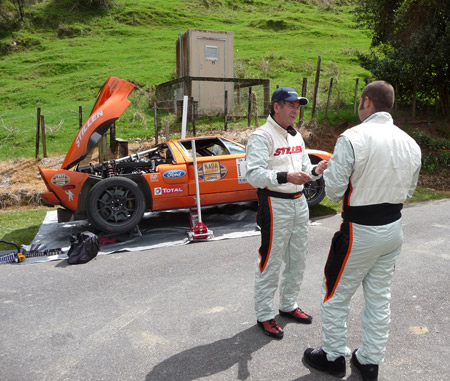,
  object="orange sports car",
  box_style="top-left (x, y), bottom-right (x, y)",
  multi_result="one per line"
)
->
top-left (39, 77), bottom-right (332, 234)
